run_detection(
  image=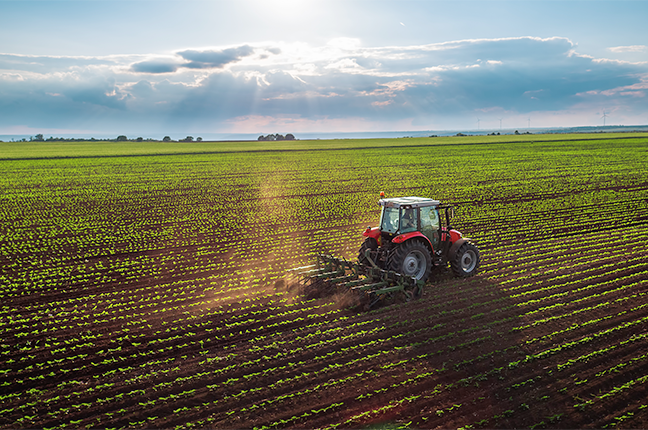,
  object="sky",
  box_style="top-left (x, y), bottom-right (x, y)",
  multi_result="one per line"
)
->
top-left (1, 0), bottom-right (647, 138)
